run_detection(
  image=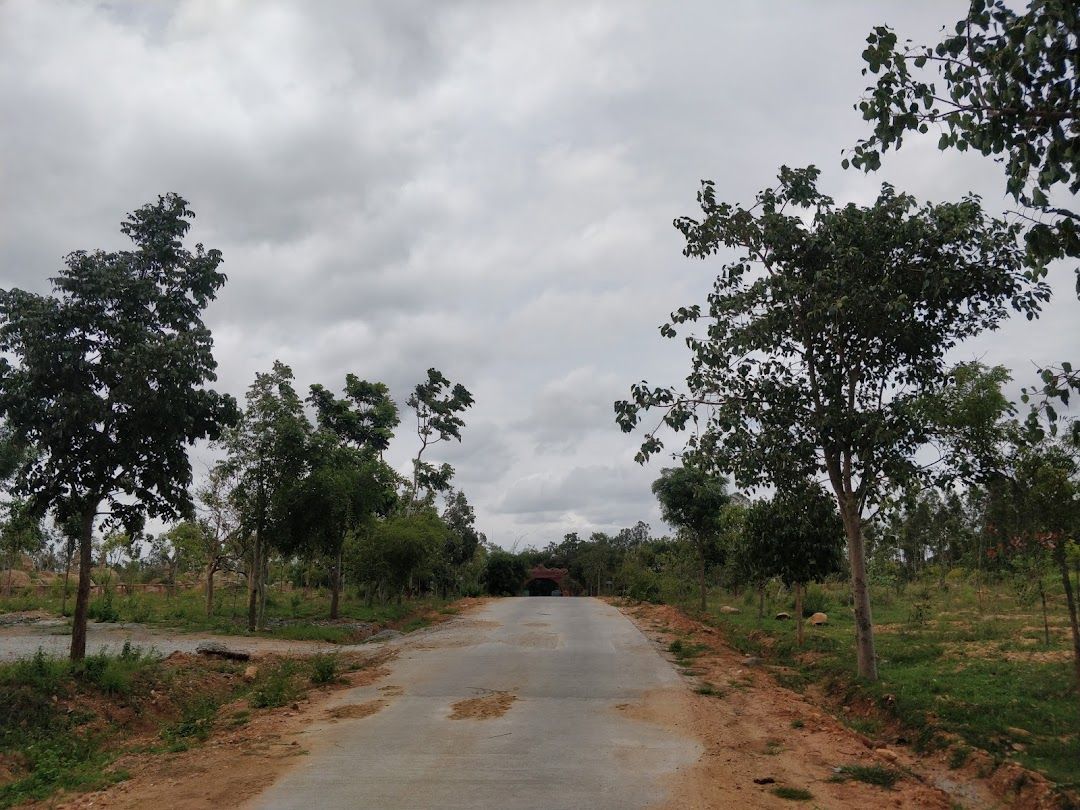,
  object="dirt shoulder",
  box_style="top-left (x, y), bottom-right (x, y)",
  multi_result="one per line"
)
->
top-left (614, 600), bottom-right (1070, 810)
